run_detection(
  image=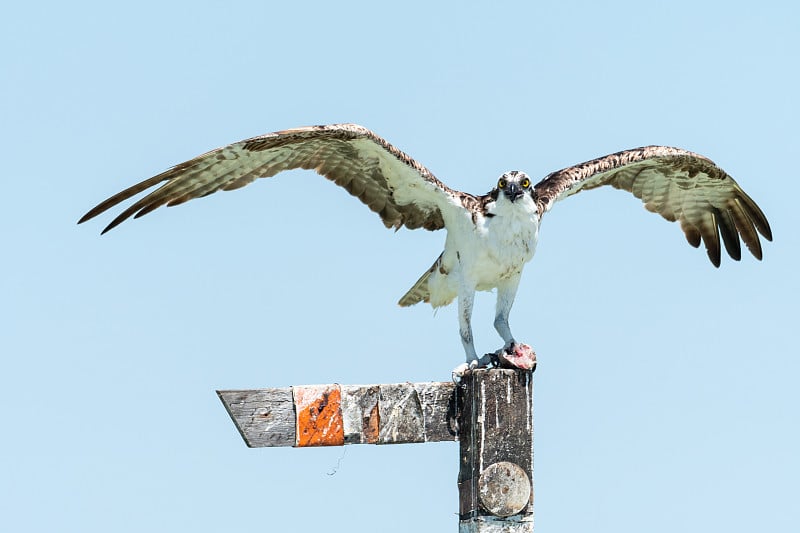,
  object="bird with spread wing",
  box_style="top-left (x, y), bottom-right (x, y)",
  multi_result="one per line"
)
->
top-left (79, 123), bottom-right (772, 376)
